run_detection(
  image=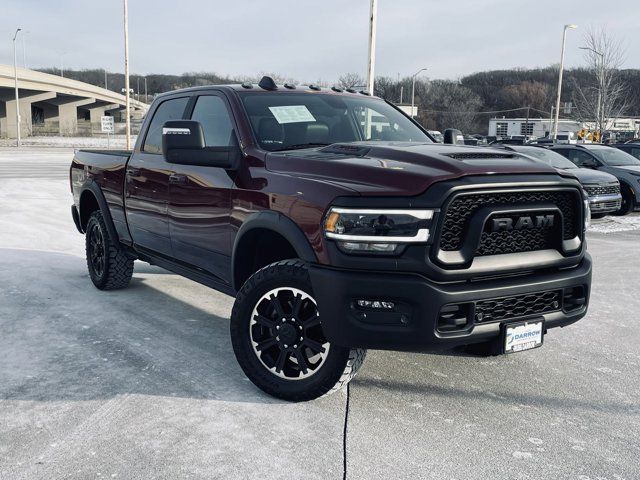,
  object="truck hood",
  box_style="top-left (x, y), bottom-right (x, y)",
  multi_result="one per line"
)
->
top-left (266, 142), bottom-right (563, 196)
